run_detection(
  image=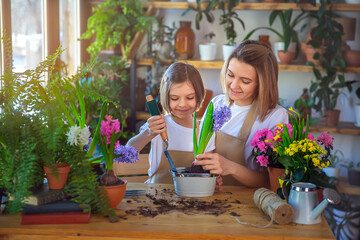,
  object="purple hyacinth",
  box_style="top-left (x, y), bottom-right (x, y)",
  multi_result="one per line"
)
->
top-left (212, 105), bottom-right (231, 132)
top-left (83, 137), bottom-right (93, 152)
top-left (113, 145), bottom-right (139, 164)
